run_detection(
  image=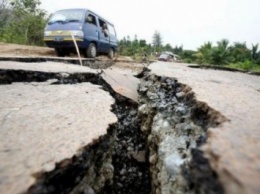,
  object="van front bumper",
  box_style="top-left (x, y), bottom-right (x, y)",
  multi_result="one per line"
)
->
top-left (44, 36), bottom-right (86, 48)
